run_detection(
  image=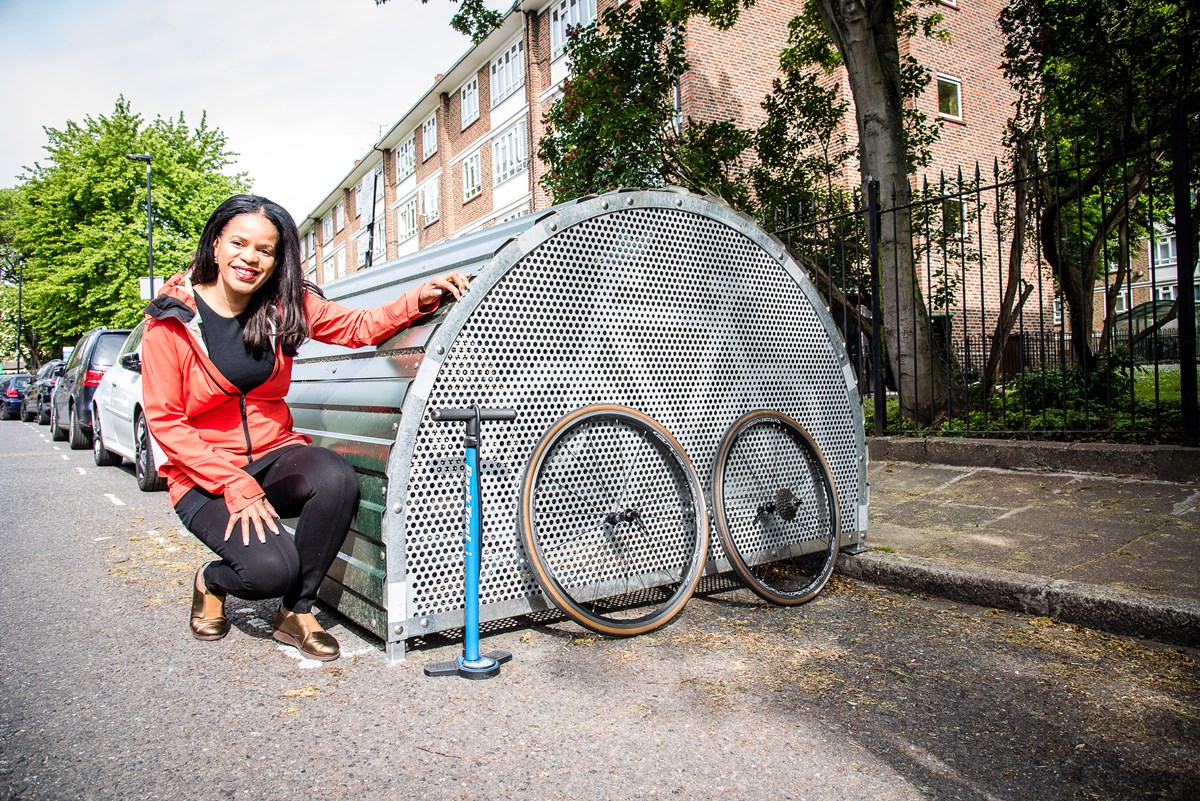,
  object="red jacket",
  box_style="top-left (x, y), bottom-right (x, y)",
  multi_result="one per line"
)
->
top-left (142, 272), bottom-right (437, 514)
